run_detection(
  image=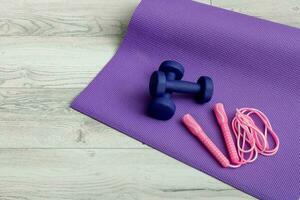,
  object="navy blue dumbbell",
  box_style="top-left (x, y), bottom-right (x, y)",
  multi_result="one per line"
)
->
top-left (148, 60), bottom-right (214, 120)
top-left (150, 71), bottom-right (213, 103)
top-left (148, 60), bottom-right (184, 120)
